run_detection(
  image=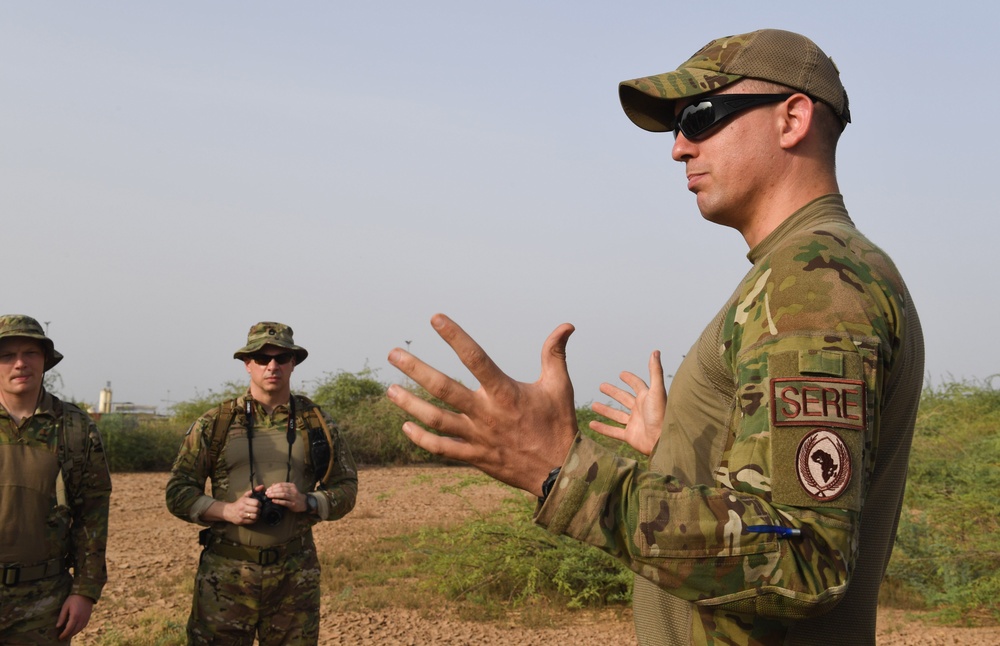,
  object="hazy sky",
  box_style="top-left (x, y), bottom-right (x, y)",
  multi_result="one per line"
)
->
top-left (2, 2), bottom-right (996, 413)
